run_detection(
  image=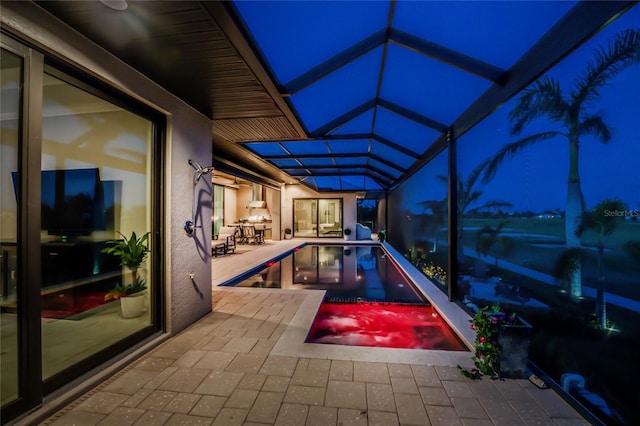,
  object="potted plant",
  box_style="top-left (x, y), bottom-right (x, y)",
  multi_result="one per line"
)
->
top-left (102, 231), bottom-right (150, 318)
top-left (343, 228), bottom-right (352, 241)
top-left (377, 229), bottom-right (386, 242)
top-left (461, 303), bottom-right (532, 379)
top-left (284, 228), bottom-right (293, 239)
